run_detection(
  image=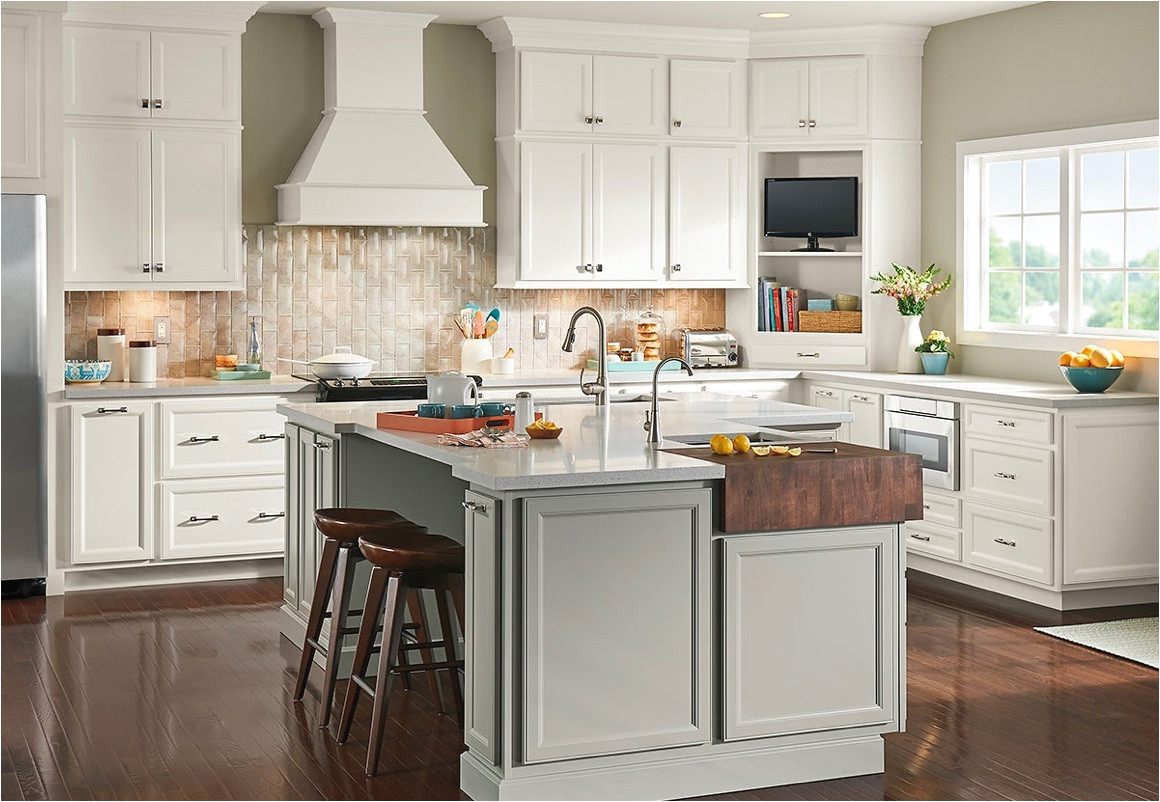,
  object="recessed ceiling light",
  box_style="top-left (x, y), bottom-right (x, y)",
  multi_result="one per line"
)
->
top-left (758, 11), bottom-right (791, 19)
